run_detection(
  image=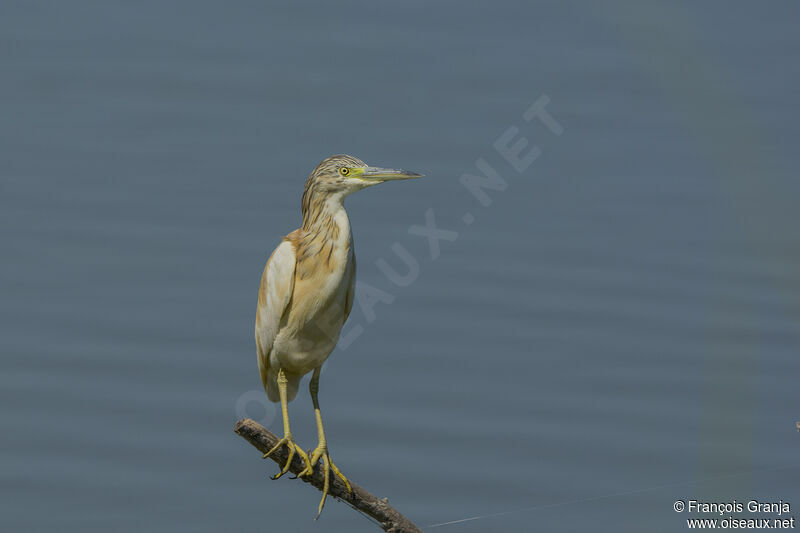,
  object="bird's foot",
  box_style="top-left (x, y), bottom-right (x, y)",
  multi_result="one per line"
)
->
top-left (262, 433), bottom-right (310, 480)
top-left (297, 444), bottom-right (352, 518)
